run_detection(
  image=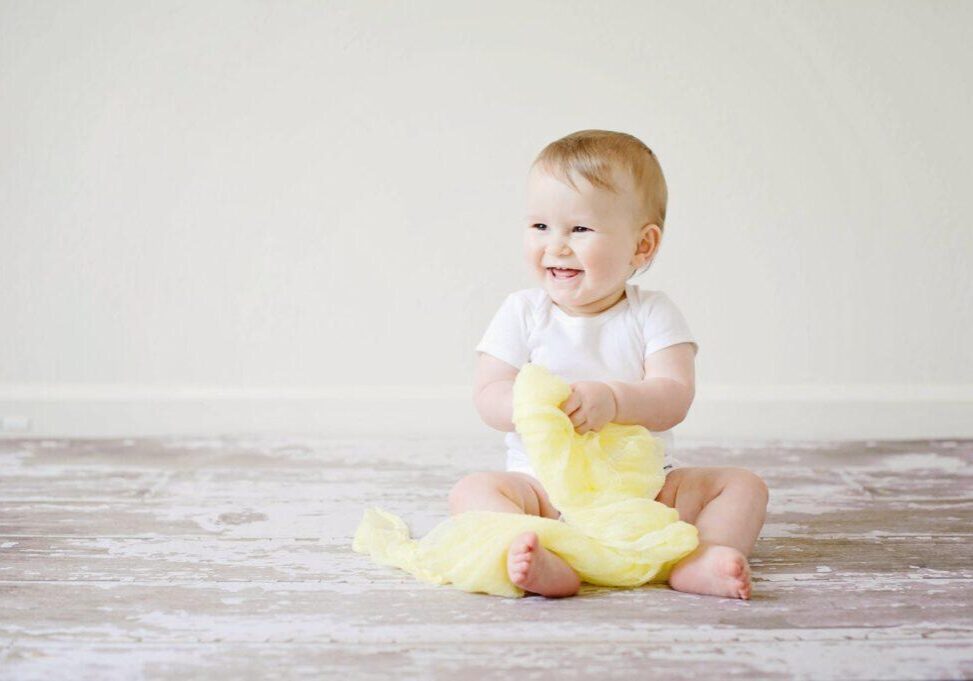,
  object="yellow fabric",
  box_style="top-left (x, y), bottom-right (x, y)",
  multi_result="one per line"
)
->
top-left (352, 362), bottom-right (699, 597)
